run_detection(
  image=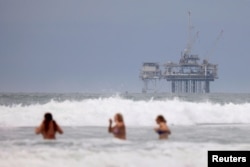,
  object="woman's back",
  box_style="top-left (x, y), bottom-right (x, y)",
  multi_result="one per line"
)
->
top-left (41, 121), bottom-right (62, 139)
top-left (35, 113), bottom-right (63, 140)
